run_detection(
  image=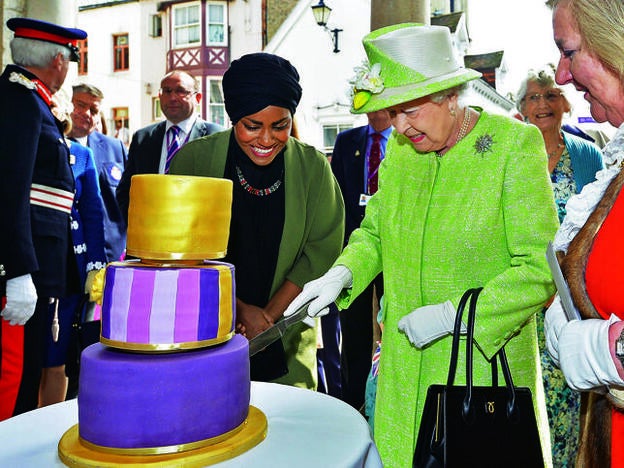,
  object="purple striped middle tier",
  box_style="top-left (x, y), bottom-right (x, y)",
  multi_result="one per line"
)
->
top-left (100, 260), bottom-right (235, 351)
